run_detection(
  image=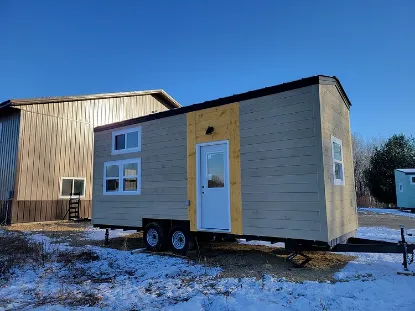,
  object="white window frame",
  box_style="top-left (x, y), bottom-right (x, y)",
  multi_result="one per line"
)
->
top-left (59, 177), bottom-right (86, 199)
top-left (331, 135), bottom-right (345, 186)
top-left (103, 158), bottom-right (141, 195)
top-left (111, 127), bottom-right (141, 155)
top-left (399, 183), bottom-right (404, 192)
top-left (410, 176), bottom-right (415, 185)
